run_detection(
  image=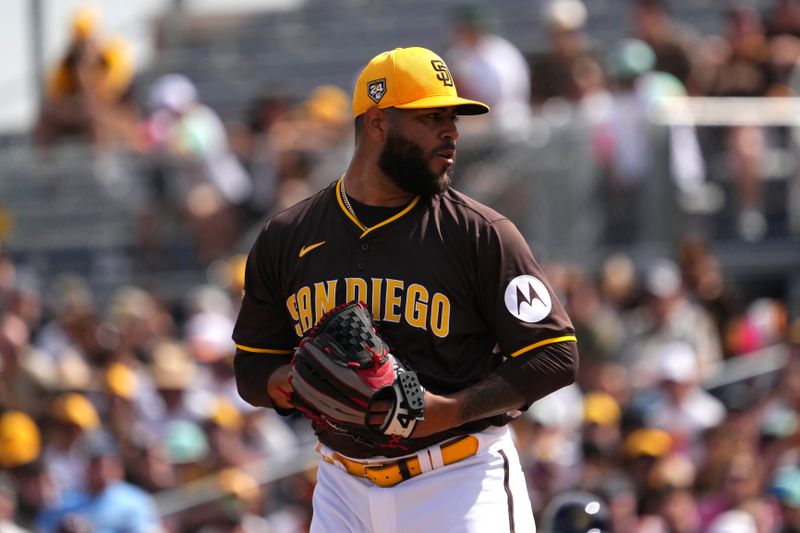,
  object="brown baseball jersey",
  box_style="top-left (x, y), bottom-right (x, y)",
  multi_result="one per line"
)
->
top-left (233, 178), bottom-right (576, 457)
